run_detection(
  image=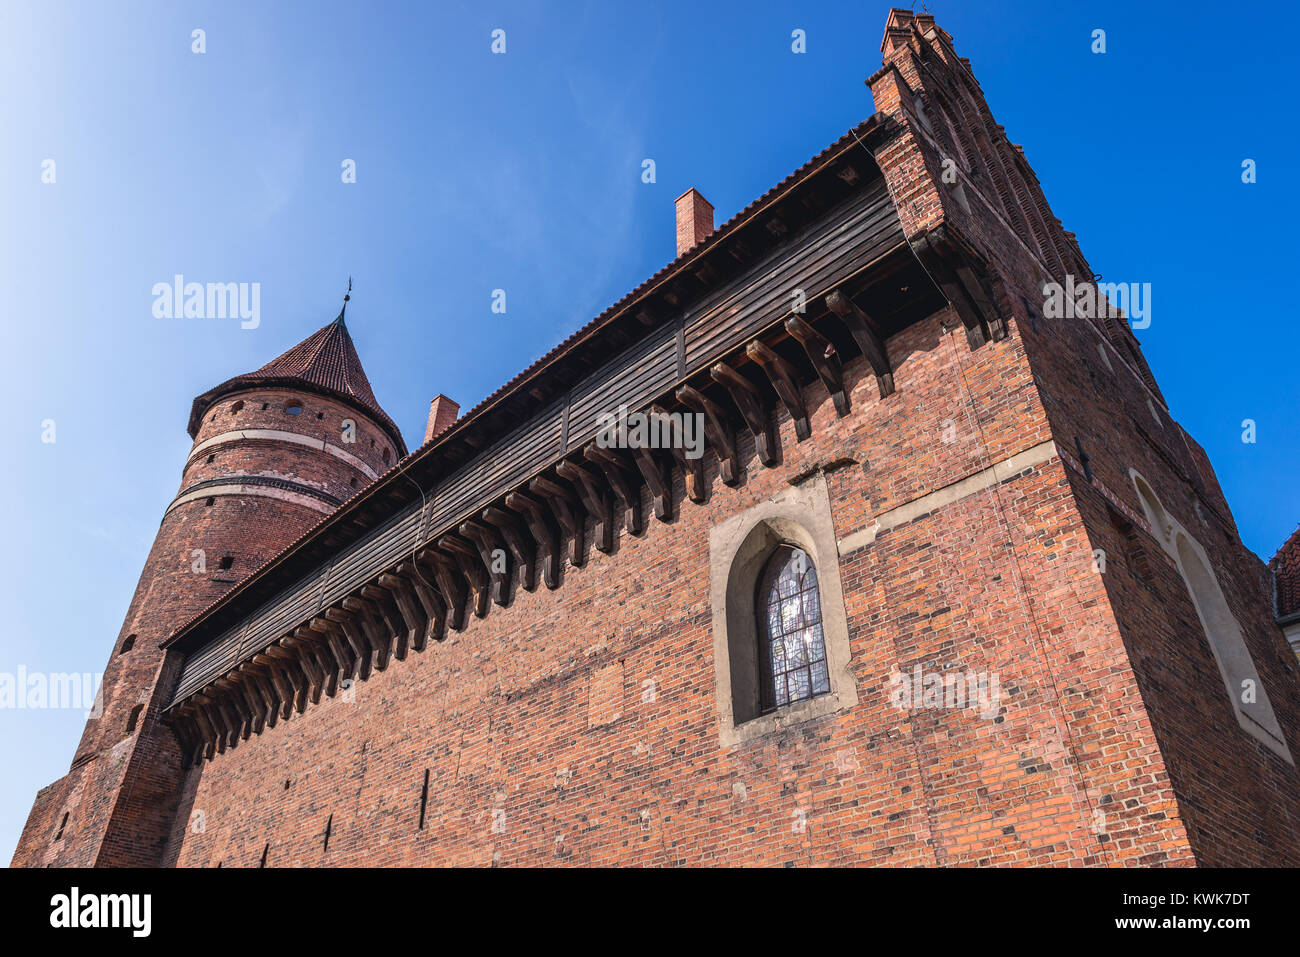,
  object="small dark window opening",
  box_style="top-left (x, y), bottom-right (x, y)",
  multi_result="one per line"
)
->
top-left (1108, 507), bottom-right (1152, 584)
top-left (1019, 295), bottom-right (1038, 333)
top-left (218, 556), bottom-right (234, 571)
top-left (206, 453), bottom-right (215, 464)
top-left (382, 448), bottom-right (390, 465)
top-left (54, 812), bottom-right (69, 841)
top-left (230, 400), bottom-right (244, 414)
top-left (125, 704), bottom-right (144, 734)
top-left (119, 633), bottom-right (136, 655)
top-left (1125, 528), bottom-right (1153, 583)
top-left (757, 546), bottom-right (830, 714)
top-left (349, 477), bottom-right (358, 488)
top-left (284, 779), bottom-right (291, 790)
top-left (418, 769), bottom-right (430, 829)
top-left (316, 411), bottom-right (324, 420)
top-left (261, 402), bottom-right (269, 410)
top-left (1074, 436), bottom-right (1094, 482)
top-left (204, 497), bottom-right (215, 507)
